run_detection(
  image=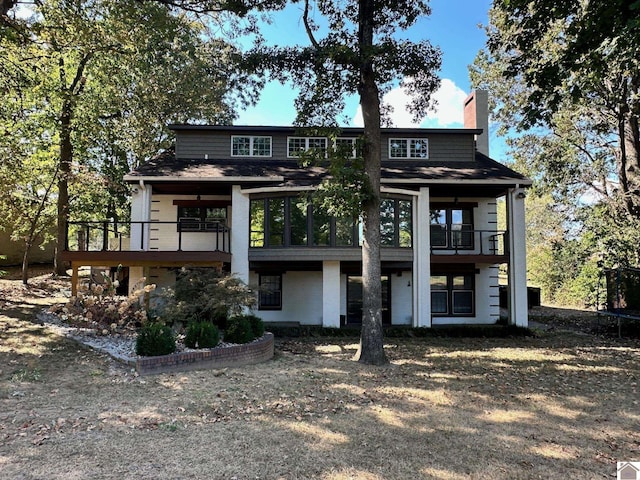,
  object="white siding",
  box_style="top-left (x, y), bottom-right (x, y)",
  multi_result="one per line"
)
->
top-left (249, 271), bottom-right (323, 326)
top-left (148, 194), bottom-right (231, 251)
